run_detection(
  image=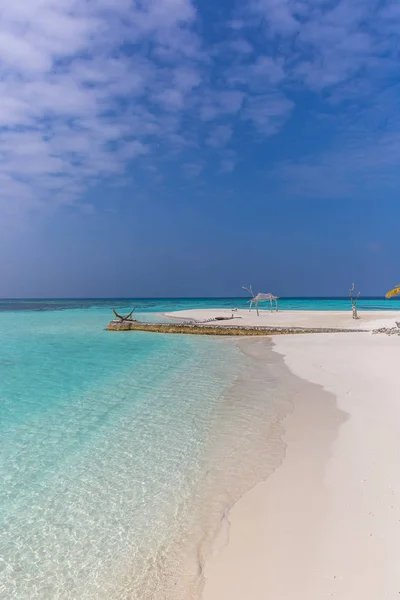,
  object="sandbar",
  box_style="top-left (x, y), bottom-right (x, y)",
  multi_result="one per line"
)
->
top-left (165, 308), bottom-right (400, 331)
